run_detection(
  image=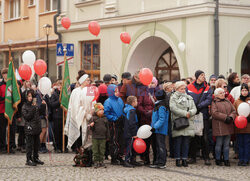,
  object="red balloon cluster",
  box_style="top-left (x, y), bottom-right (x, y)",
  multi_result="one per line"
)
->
top-left (139, 68), bottom-right (153, 86)
top-left (235, 116), bottom-right (247, 129)
top-left (18, 64), bottom-right (32, 80)
top-left (120, 32), bottom-right (131, 44)
top-left (61, 17), bottom-right (71, 30)
top-left (34, 59), bottom-right (47, 76)
top-left (133, 138), bottom-right (146, 154)
top-left (88, 21), bottom-right (100, 36)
